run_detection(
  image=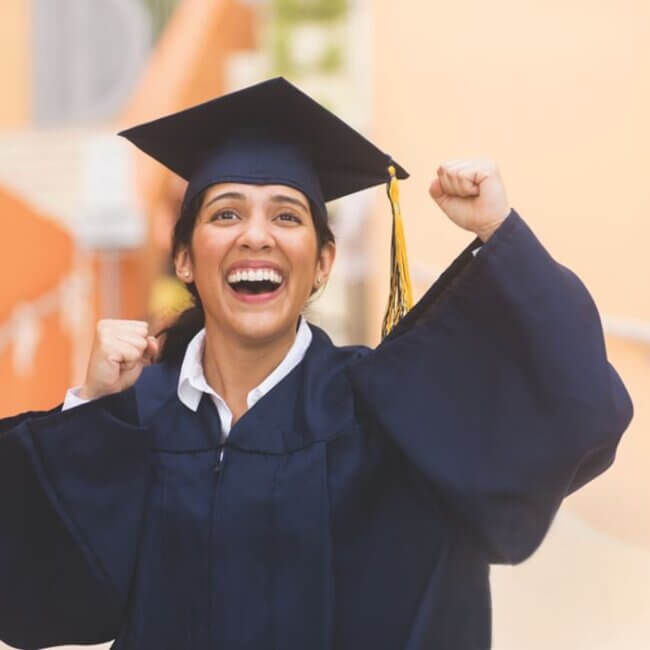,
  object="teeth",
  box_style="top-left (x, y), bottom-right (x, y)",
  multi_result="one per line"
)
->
top-left (227, 268), bottom-right (283, 285)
